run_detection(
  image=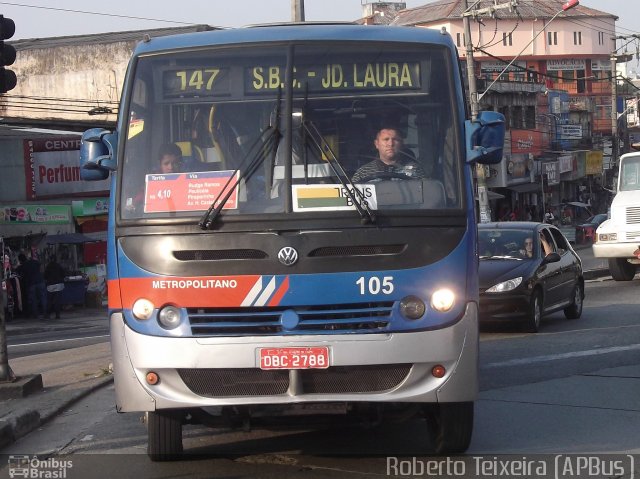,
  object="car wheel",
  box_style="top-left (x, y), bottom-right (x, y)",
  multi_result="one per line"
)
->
top-left (564, 283), bottom-right (583, 319)
top-left (424, 402), bottom-right (474, 454)
top-left (608, 258), bottom-right (636, 281)
top-left (147, 410), bottom-right (183, 461)
top-left (525, 290), bottom-right (542, 332)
